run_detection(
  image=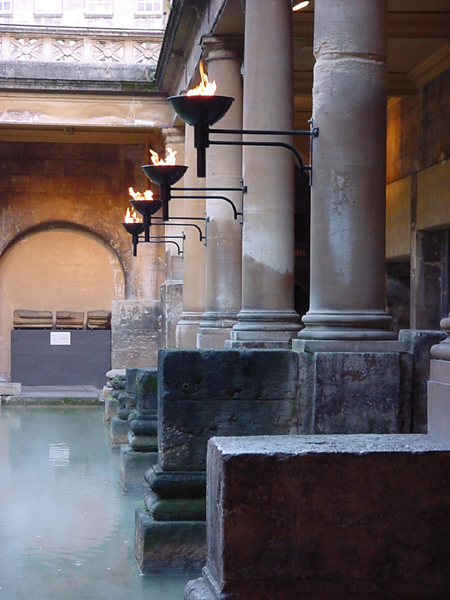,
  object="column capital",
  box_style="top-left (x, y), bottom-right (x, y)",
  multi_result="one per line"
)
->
top-left (202, 35), bottom-right (244, 63)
